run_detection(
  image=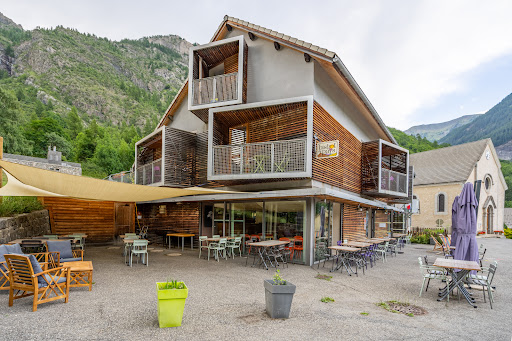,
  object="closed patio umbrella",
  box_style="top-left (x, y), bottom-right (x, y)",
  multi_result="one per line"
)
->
top-left (450, 195), bottom-right (459, 247)
top-left (453, 183), bottom-right (479, 271)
